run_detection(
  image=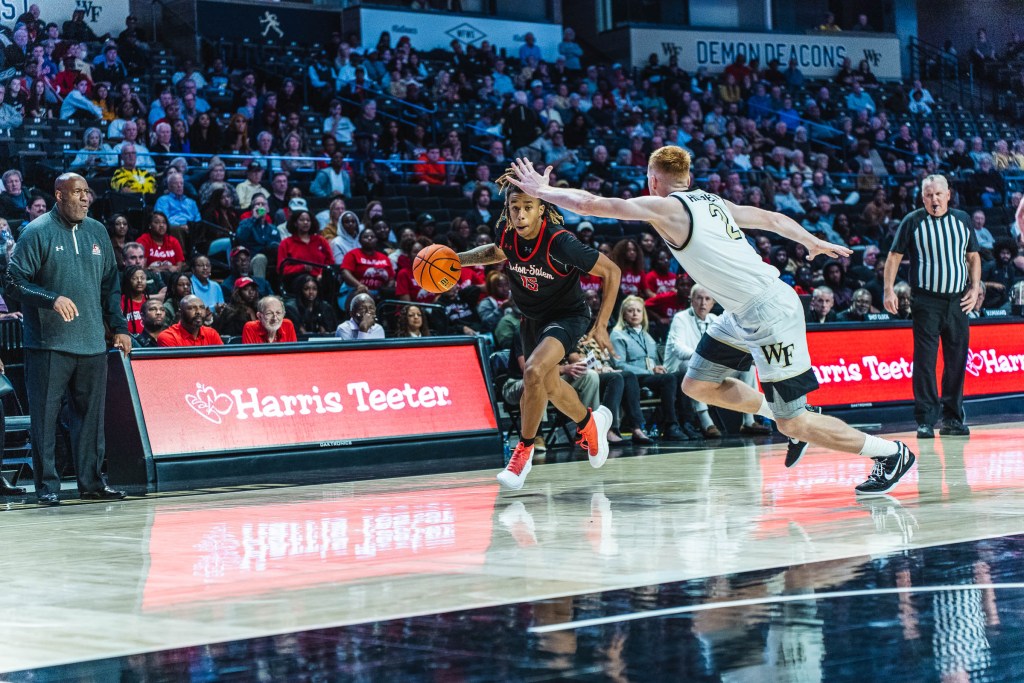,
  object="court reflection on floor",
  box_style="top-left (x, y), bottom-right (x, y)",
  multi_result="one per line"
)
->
top-left (5, 425), bottom-right (1024, 678)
